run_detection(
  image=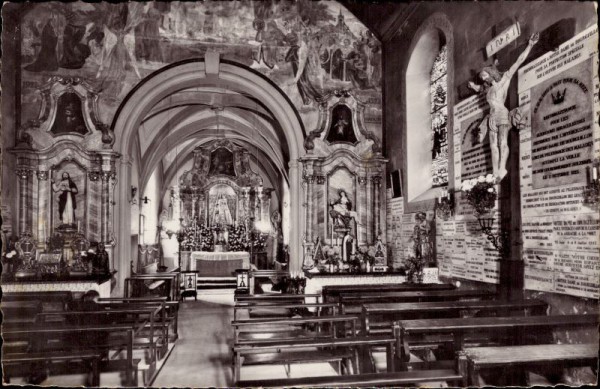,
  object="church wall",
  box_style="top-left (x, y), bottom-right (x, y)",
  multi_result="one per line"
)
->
top-left (1, 4), bottom-right (21, 236)
top-left (383, 0), bottom-right (598, 353)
